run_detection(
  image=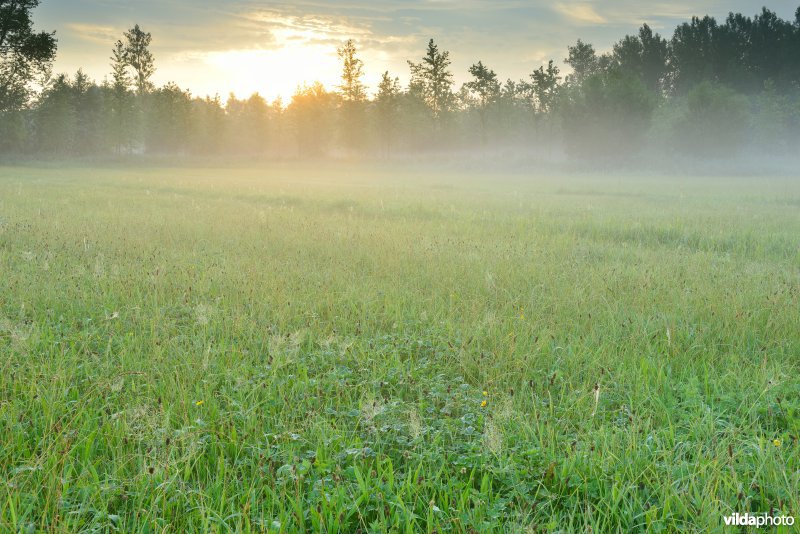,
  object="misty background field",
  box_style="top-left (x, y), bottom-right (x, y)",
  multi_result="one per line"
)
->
top-left (1, 164), bottom-right (798, 531)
